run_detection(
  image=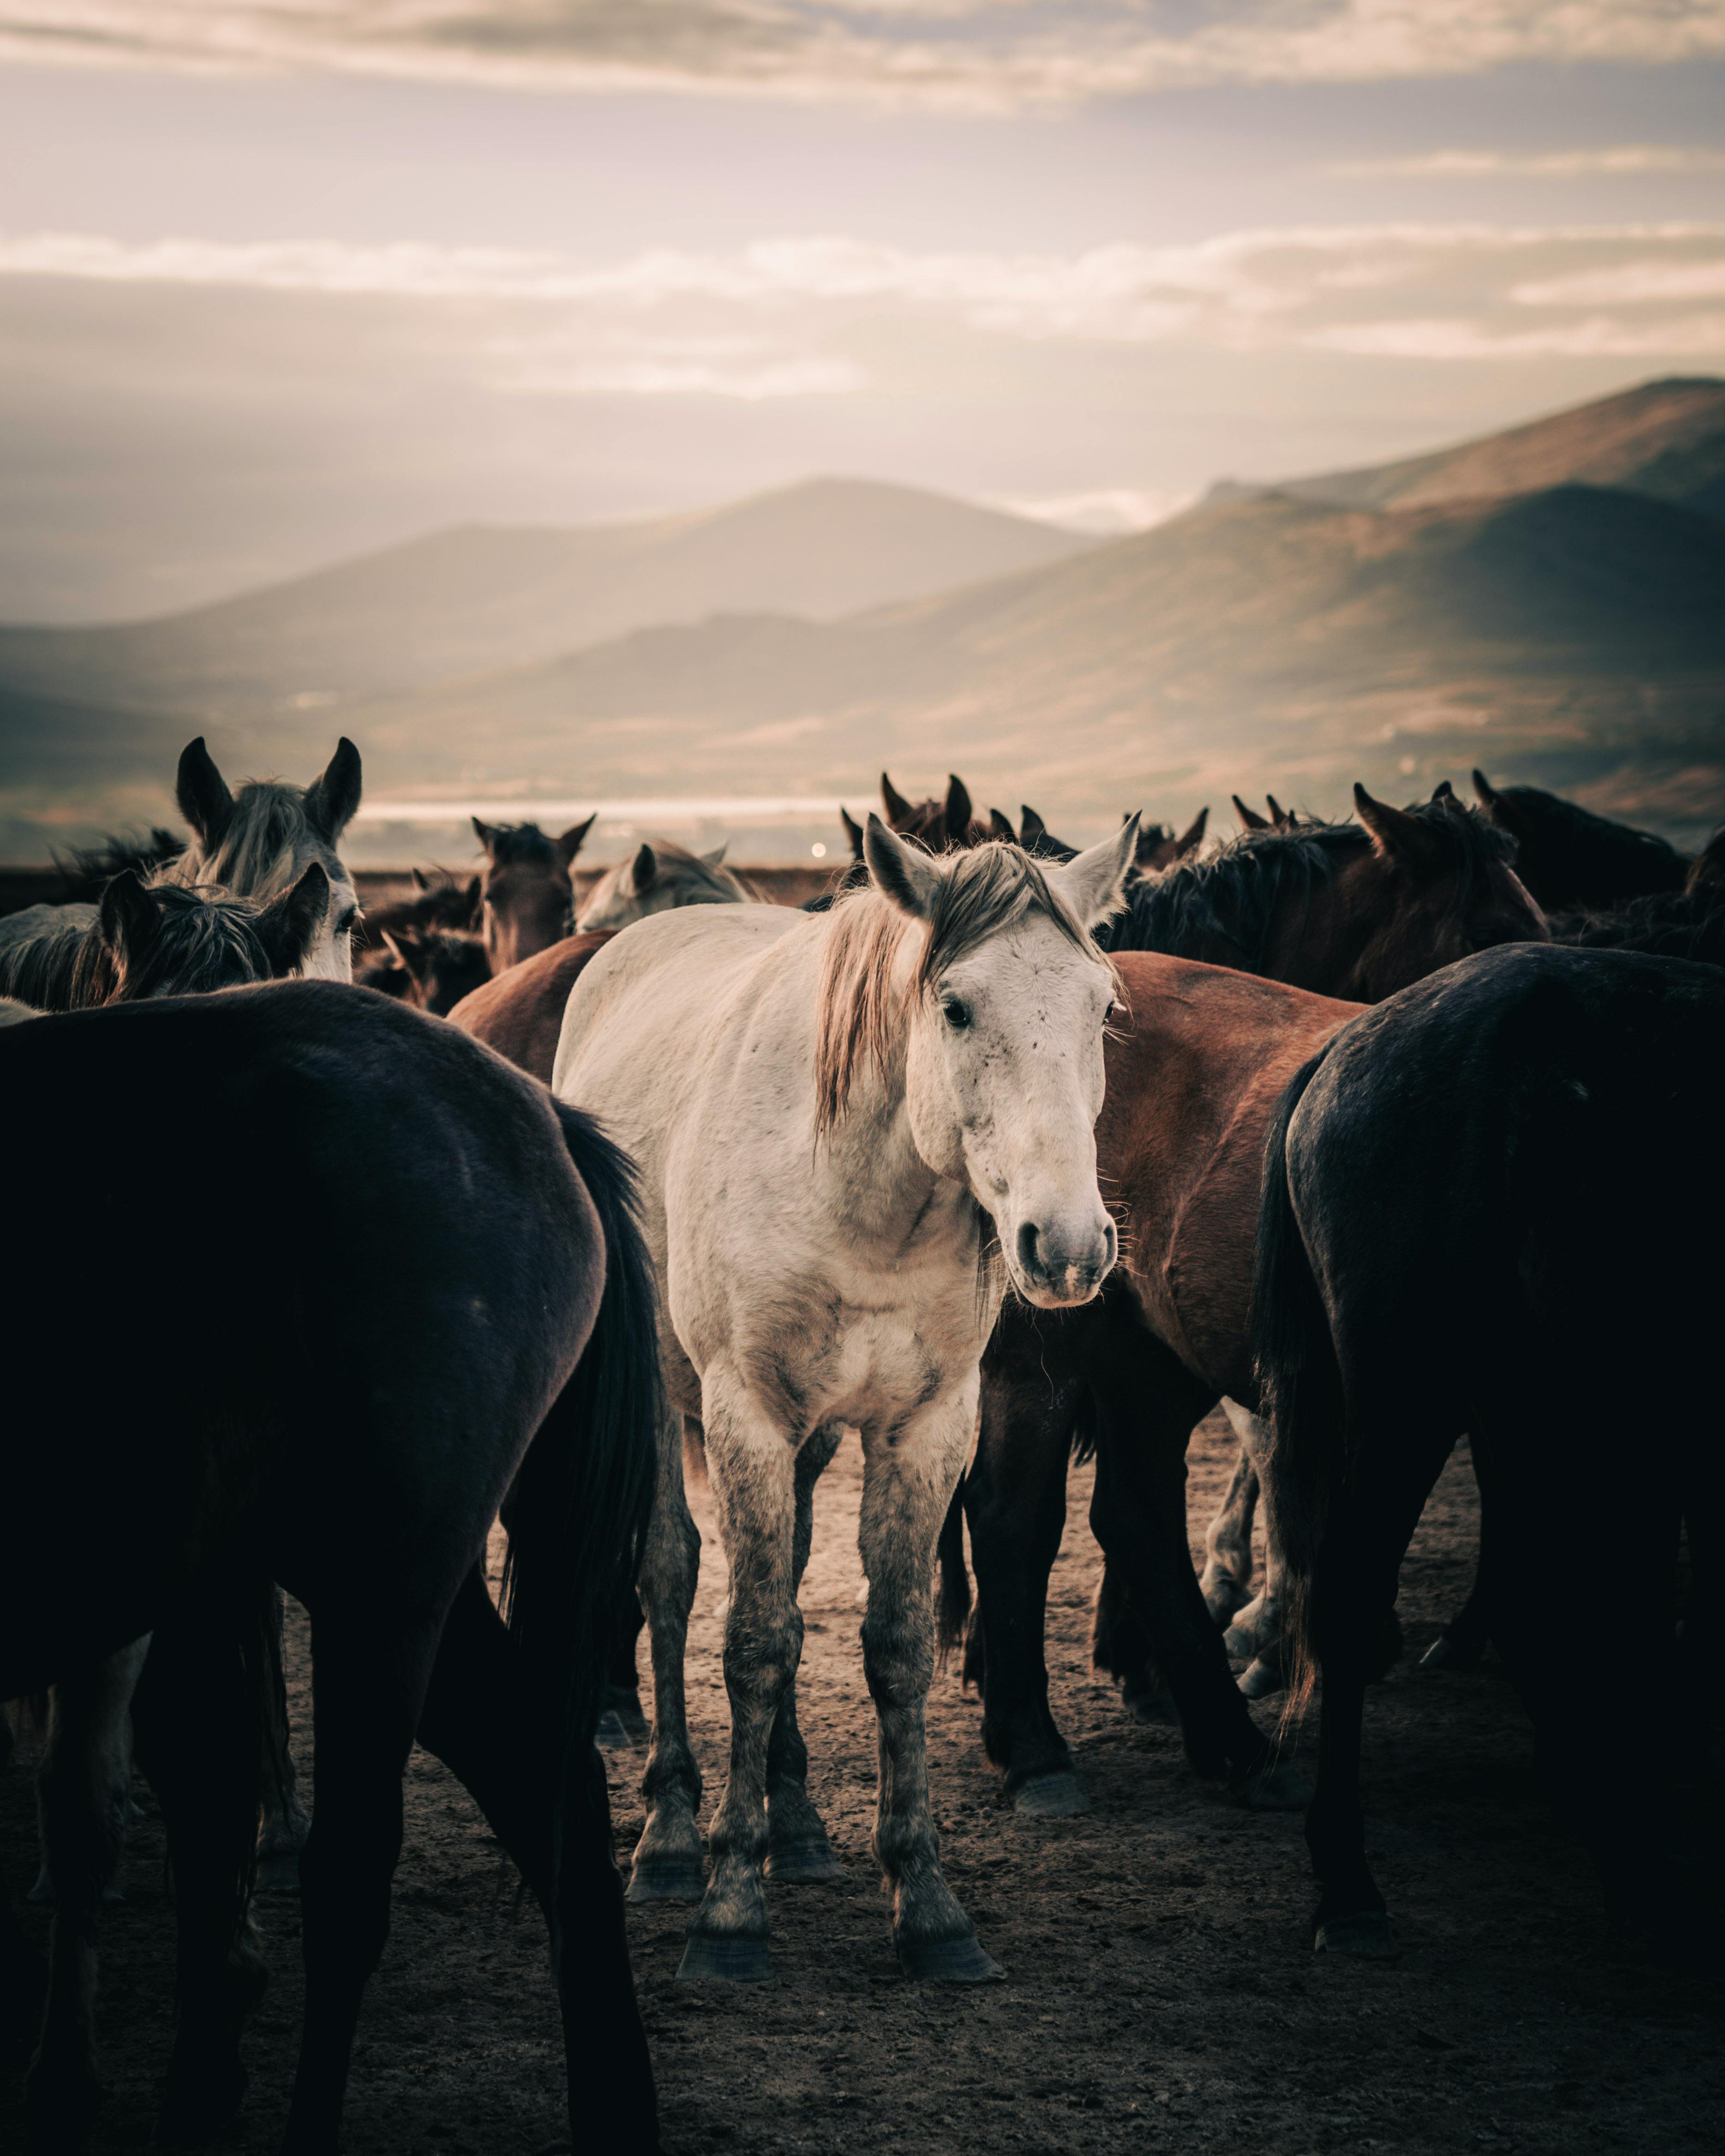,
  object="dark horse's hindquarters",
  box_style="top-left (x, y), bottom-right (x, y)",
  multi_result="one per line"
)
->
top-left (0, 984), bottom-right (660, 2153)
top-left (1255, 943), bottom-right (1725, 1958)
